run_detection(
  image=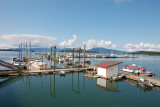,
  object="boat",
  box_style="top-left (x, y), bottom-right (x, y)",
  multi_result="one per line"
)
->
top-left (59, 71), bottom-right (66, 75)
top-left (138, 77), bottom-right (153, 88)
top-left (12, 58), bottom-right (26, 68)
top-left (111, 73), bottom-right (125, 81)
top-left (32, 59), bottom-right (47, 70)
top-left (122, 64), bottom-right (155, 76)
